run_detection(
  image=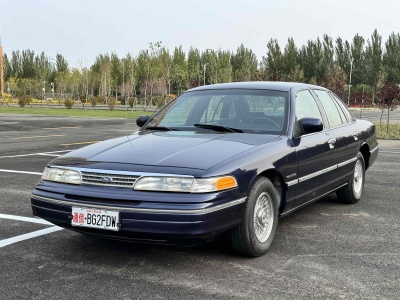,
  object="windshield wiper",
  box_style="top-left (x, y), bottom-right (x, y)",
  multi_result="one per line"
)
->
top-left (194, 123), bottom-right (243, 133)
top-left (145, 126), bottom-right (179, 131)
